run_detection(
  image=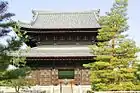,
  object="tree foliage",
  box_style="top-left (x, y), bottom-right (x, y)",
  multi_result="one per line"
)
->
top-left (136, 63), bottom-right (140, 81)
top-left (0, 0), bottom-right (28, 81)
top-left (85, 0), bottom-right (140, 91)
top-left (0, 67), bottom-right (34, 93)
